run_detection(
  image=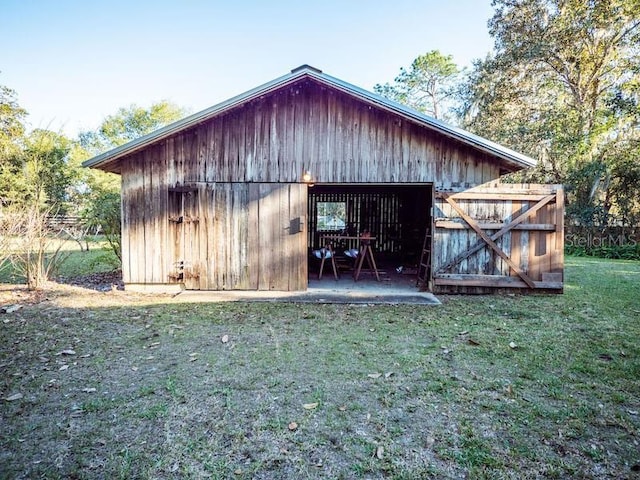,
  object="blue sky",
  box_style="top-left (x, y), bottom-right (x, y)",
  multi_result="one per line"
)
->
top-left (1, 0), bottom-right (496, 136)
